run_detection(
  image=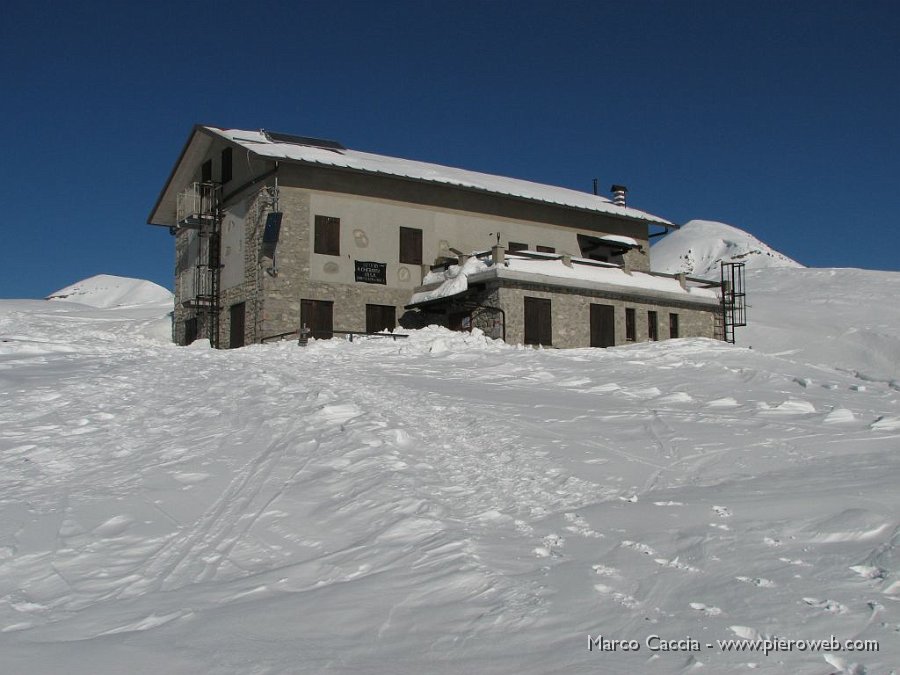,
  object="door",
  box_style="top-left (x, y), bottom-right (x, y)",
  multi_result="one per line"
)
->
top-left (524, 297), bottom-right (552, 346)
top-left (301, 299), bottom-right (334, 339)
top-left (365, 304), bottom-right (396, 333)
top-left (590, 303), bottom-right (615, 347)
top-left (229, 302), bottom-right (246, 348)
